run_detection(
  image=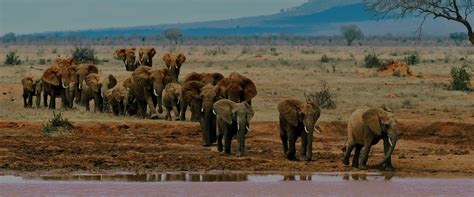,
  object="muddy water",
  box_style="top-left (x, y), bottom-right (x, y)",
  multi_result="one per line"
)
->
top-left (1, 172), bottom-right (473, 196)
